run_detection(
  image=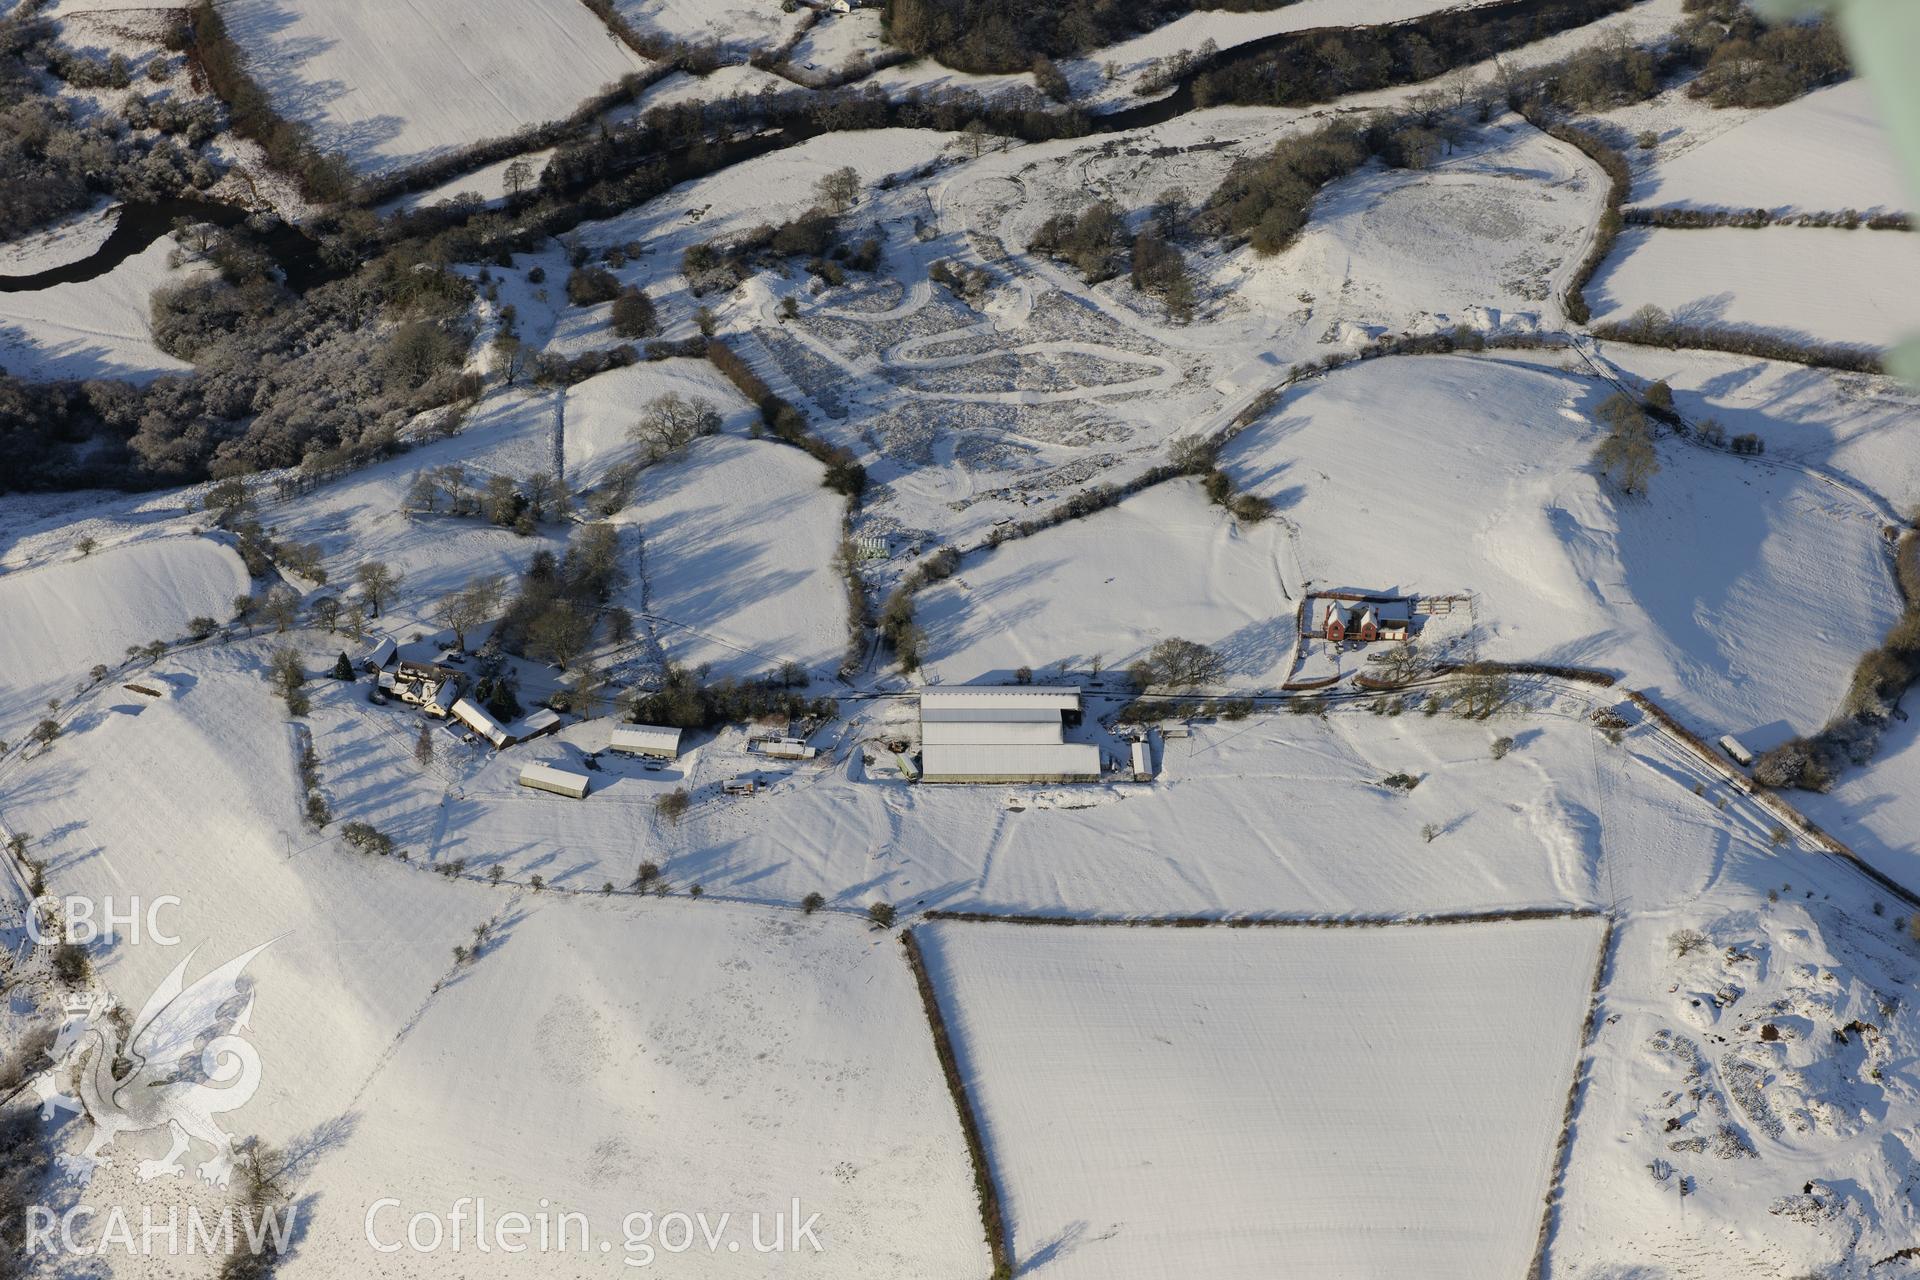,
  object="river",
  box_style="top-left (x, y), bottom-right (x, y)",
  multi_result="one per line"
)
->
top-left (0, 197), bottom-right (335, 295)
